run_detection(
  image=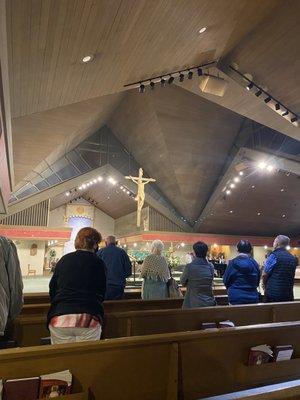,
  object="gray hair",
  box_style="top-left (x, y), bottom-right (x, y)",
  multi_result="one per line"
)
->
top-left (151, 239), bottom-right (164, 255)
top-left (106, 235), bottom-right (116, 245)
top-left (273, 235), bottom-right (290, 249)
